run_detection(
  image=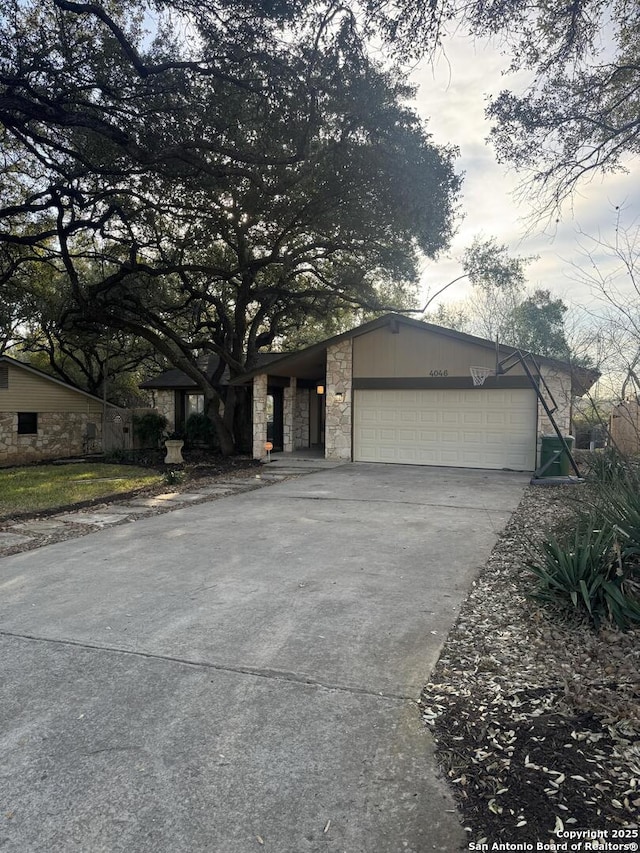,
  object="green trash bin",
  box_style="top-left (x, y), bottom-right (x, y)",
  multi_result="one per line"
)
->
top-left (539, 435), bottom-right (575, 477)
